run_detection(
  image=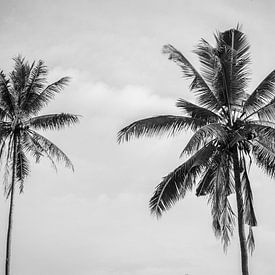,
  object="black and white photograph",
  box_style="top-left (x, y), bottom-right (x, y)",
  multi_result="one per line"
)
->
top-left (0, 0), bottom-right (274, 274)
